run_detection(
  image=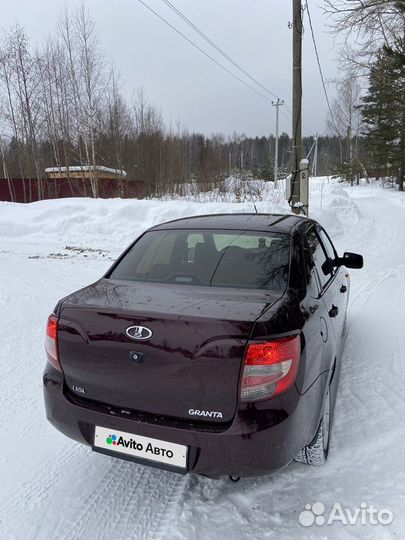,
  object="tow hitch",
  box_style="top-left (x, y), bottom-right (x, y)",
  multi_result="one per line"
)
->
top-left (229, 475), bottom-right (240, 482)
